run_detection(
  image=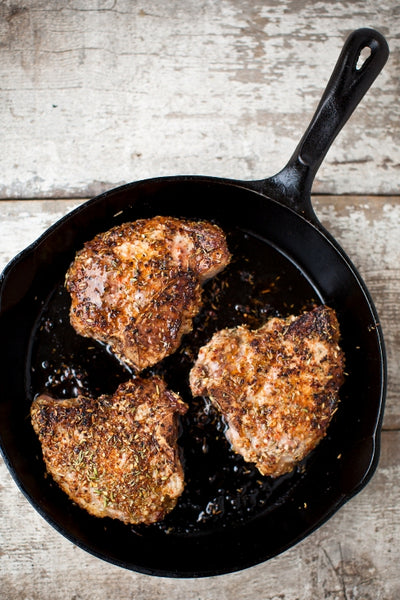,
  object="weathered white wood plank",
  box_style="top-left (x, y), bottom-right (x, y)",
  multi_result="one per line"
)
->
top-left (1, 431), bottom-right (399, 599)
top-left (0, 196), bottom-right (399, 597)
top-left (0, 0), bottom-right (399, 198)
top-left (1, 196), bottom-right (399, 427)
top-left (313, 196), bottom-right (400, 430)
top-left (1, 2), bottom-right (399, 594)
